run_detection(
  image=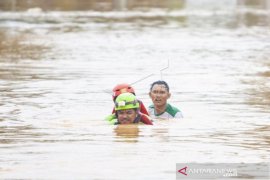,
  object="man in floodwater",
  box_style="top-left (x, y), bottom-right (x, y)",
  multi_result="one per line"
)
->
top-left (106, 93), bottom-right (153, 125)
top-left (148, 80), bottom-right (183, 119)
top-left (111, 83), bottom-right (149, 115)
